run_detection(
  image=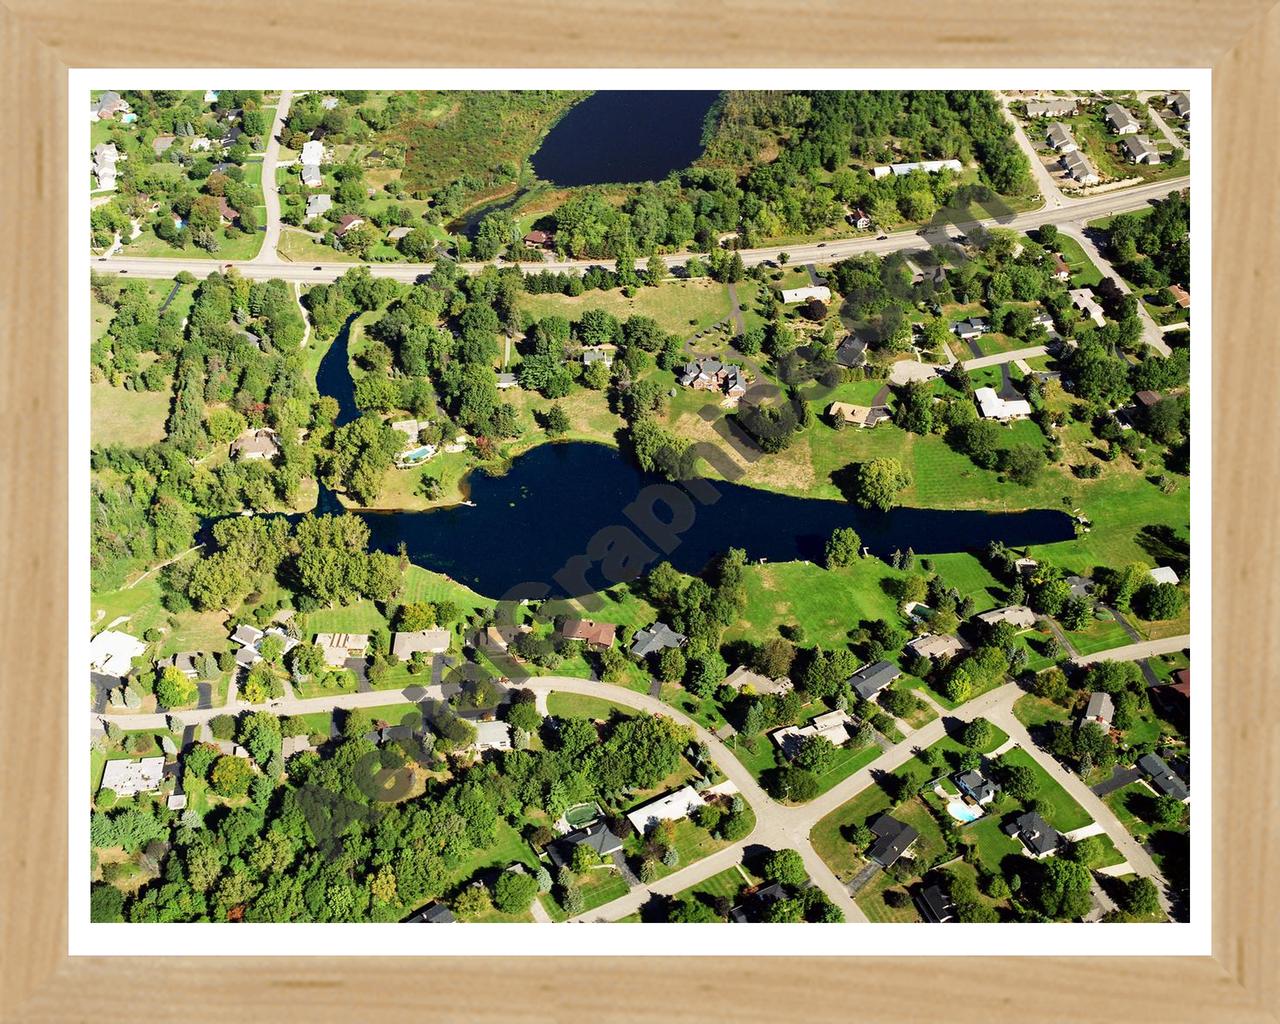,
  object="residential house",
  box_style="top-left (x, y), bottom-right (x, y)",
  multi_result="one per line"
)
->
top-left (828, 402), bottom-right (890, 429)
top-left (156, 652), bottom-right (201, 679)
top-left (1051, 253), bottom-right (1071, 281)
top-left (1103, 103), bottom-right (1140, 135)
top-left (975, 386), bottom-right (1032, 422)
top-left (92, 143), bottom-right (120, 190)
top-left (780, 285), bottom-right (831, 305)
top-left (1014, 557), bottom-right (1039, 577)
top-left (300, 140), bottom-right (326, 166)
top-left (1060, 149), bottom-right (1100, 186)
top-left (870, 159), bottom-right (963, 179)
top-left (722, 664), bottom-right (791, 696)
top-left (100, 756), bottom-right (166, 798)
top-left (232, 624), bottom-right (297, 668)
top-left (728, 881), bottom-right (789, 923)
top-left (1168, 91), bottom-right (1191, 119)
top-left (625, 785), bottom-right (706, 836)
top-left (391, 629), bottom-right (451, 659)
top-left (1168, 284), bottom-right (1190, 309)
top-left (1122, 135), bottom-right (1160, 165)
top-left (770, 709), bottom-right (855, 757)
top-left (834, 333), bottom-right (868, 368)
top-left (1066, 575), bottom-right (1095, 599)
top-left (848, 207), bottom-right (872, 229)
top-left (976, 605), bottom-right (1037, 629)
top-left (581, 346), bottom-right (614, 368)
top-left (630, 621), bottom-right (688, 658)
top-left (204, 90), bottom-right (220, 103)
top-left (335, 214), bottom-right (365, 237)
top-left (301, 164), bottom-right (323, 188)
top-left (952, 317), bottom-right (990, 341)
top-left (403, 902), bottom-right (456, 923)
top-left (217, 197), bottom-right (239, 225)
top-left (93, 91), bottom-right (131, 121)
top-left (905, 258), bottom-right (947, 286)
top-left (523, 229), bottom-right (554, 248)
top-left (1138, 753), bottom-right (1189, 801)
top-left (905, 633), bottom-right (966, 662)
top-left (321, 96), bottom-right (340, 110)
top-left (866, 814), bottom-right (920, 867)
top-left (956, 769), bottom-right (999, 805)
top-left (1149, 566), bottom-right (1181, 585)
top-left (547, 820), bottom-right (624, 870)
top-left (1004, 811), bottom-right (1061, 858)
top-left (281, 735), bottom-right (313, 758)
top-left (1084, 691), bottom-right (1115, 729)
top-left (678, 357), bottom-right (746, 398)
top-left (386, 225), bottom-right (412, 241)
top-left (1069, 288), bottom-right (1107, 326)
top-left (474, 720), bottom-right (512, 752)
top-left (560, 618), bottom-right (616, 649)
top-left (314, 632), bottom-right (369, 669)
top-left (847, 660), bottom-right (902, 701)
top-left (305, 193), bottom-right (332, 219)
top-left (1026, 98), bottom-right (1078, 118)
top-left (229, 427), bottom-right (281, 461)
top-left (1045, 123), bottom-right (1078, 153)
top-left (88, 629), bottom-right (147, 678)
top-left (915, 883), bottom-right (957, 923)
top-left (1134, 390), bottom-right (1162, 410)
top-left (390, 417), bottom-right (427, 444)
